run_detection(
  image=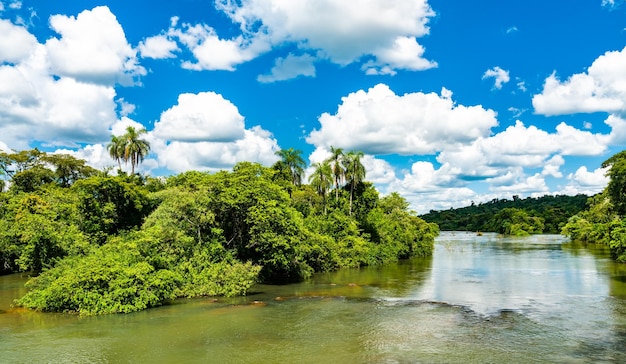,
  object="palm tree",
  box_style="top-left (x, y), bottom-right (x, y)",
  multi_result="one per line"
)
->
top-left (106, 135), bottom-right (124, 171)
top-left (308, 161), bottom-right (333, 214)
top-left (344, 150), bottom-right (366, 215)
top-left (275, 148), bottom-right (306, 186)
top-left (122, 126), bottom-right (150, 175)
top-left (326, 146), bottom-right (345, 201)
